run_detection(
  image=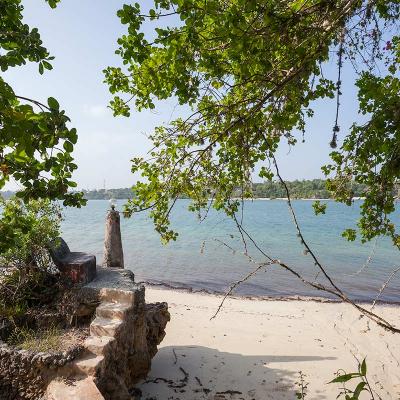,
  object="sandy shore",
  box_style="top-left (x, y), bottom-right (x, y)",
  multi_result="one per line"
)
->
top-left (137, 288), bottom-right (400, 399)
